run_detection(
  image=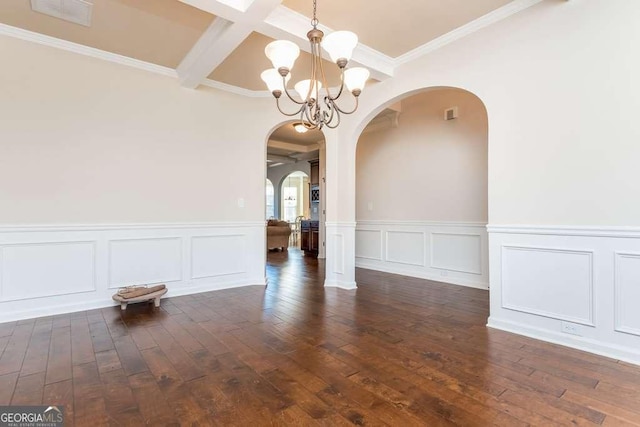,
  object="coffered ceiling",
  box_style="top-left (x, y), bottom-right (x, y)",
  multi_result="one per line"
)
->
top-left (208, 32), bottom-right (341, 91)
top-left (282, 0), bottom-right (514, 57)
top-left (0, 0), bottom-right (539, 96)
top-left (0, 0), bottom-right (214, 68)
